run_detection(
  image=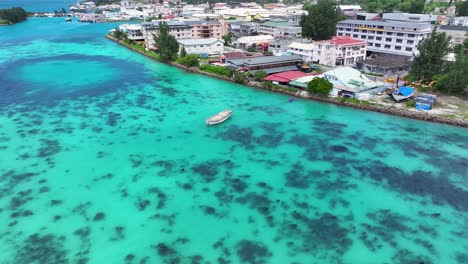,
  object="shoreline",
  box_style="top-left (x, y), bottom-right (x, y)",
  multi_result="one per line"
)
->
top-left (105, 35), bottom-right (468, 128)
